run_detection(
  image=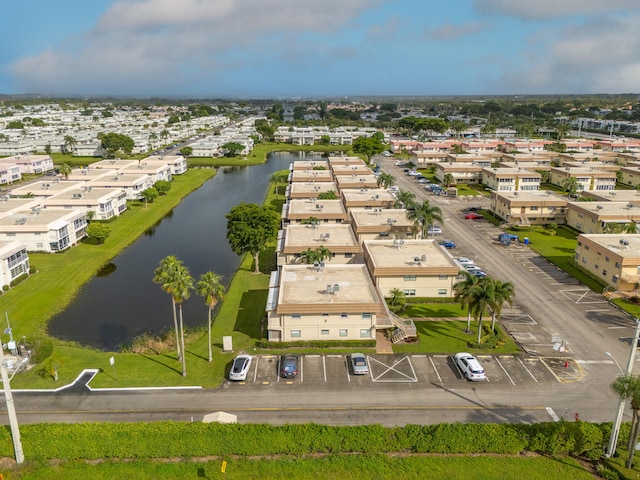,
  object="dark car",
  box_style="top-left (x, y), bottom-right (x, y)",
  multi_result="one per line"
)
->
top-left (438, 239), bottom-right (456, 249)
top-left (280, 354), bottom-right (300, 378)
